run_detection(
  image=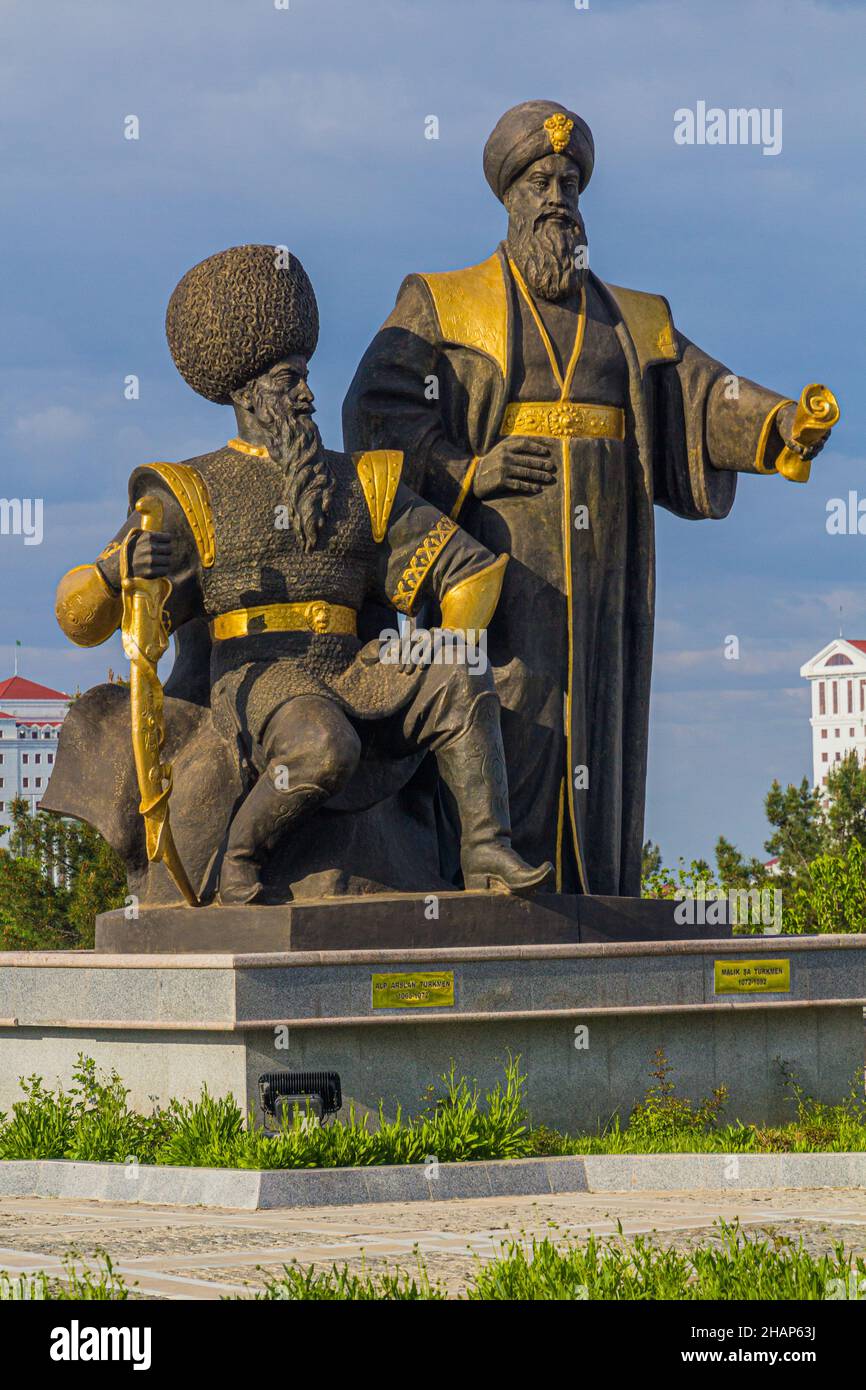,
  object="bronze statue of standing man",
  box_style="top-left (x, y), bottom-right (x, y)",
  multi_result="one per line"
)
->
top-left (344, 99), bottom-right (837, 897)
